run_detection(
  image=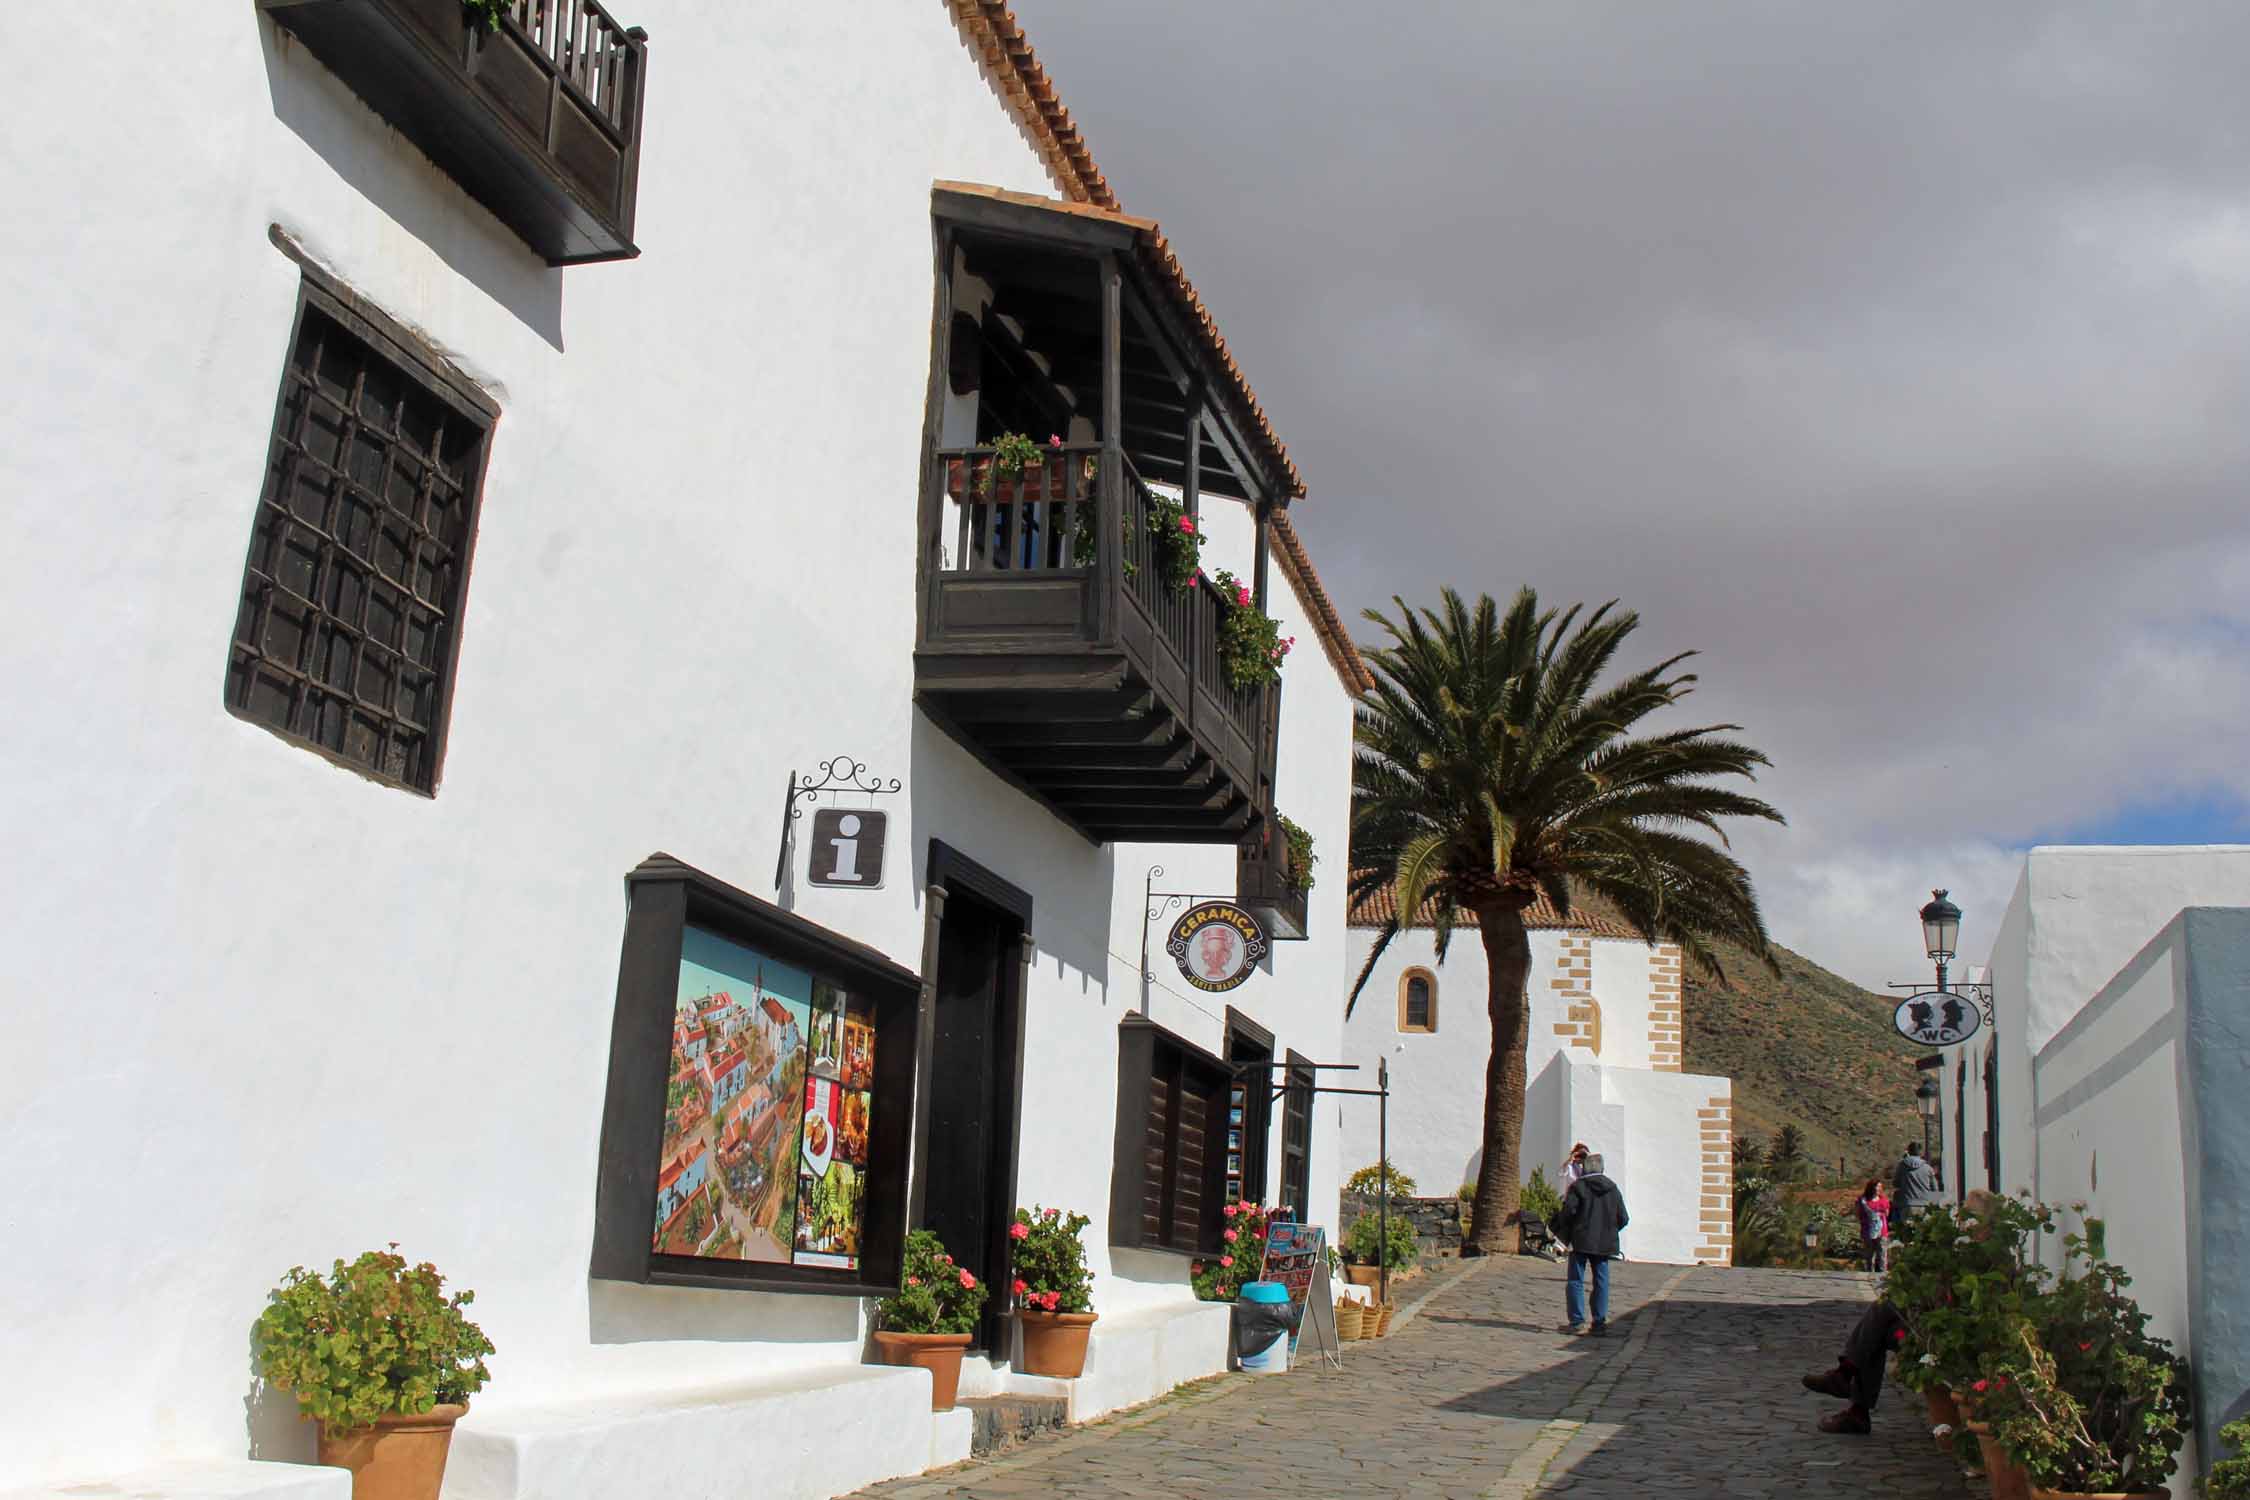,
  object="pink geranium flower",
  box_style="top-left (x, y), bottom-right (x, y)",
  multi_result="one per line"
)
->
top-left (1220, 1255), bottom-right (1233, 1268)
top-left (1049, 434), bottom-right (1064, 448)
top-left (906, 1276), bottom-right (919, 1287)
top-left (1013, 1279), bottom-right (1028, 1296)
top-left (959, 1269), bottom-right (977, 1290)
top-left (1009, 1221), bottom-right (1029, 1240)
top-left (1043, 1208), bottom-right (1059, 1220)
top-left (1222, 1203), bottom-right (1238, 1218)
top-left (1223, 1229), bottom-right (1237, 1243)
